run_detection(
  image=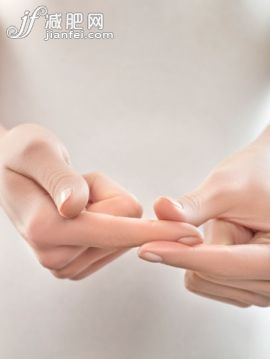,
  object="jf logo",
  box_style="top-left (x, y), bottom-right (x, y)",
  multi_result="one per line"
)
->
top-left (6, 6), bottom-right (48, 39)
